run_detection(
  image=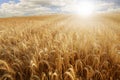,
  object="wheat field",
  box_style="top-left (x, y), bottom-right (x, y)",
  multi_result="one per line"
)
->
top-left (0, 13), bottom-right (120, 80)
